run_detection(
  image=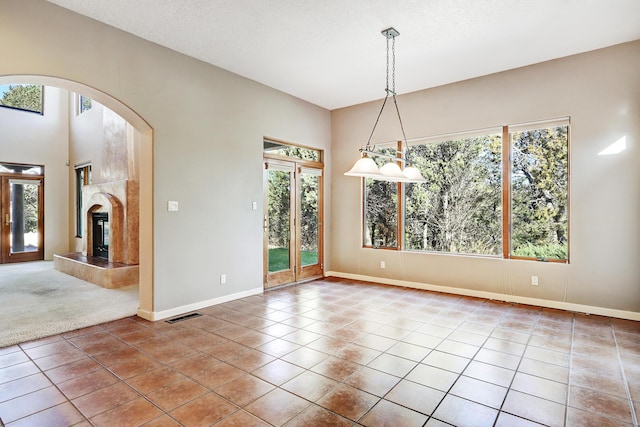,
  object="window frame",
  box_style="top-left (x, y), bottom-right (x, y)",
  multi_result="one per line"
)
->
top-left (505, 119), bottom-right (570, 263)
top-left (75, 164), bottom-right (92, 237)
top-left (403, 130), bottom-right (503, 257)
top-left (360, 118), bottom-right (570, 263)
